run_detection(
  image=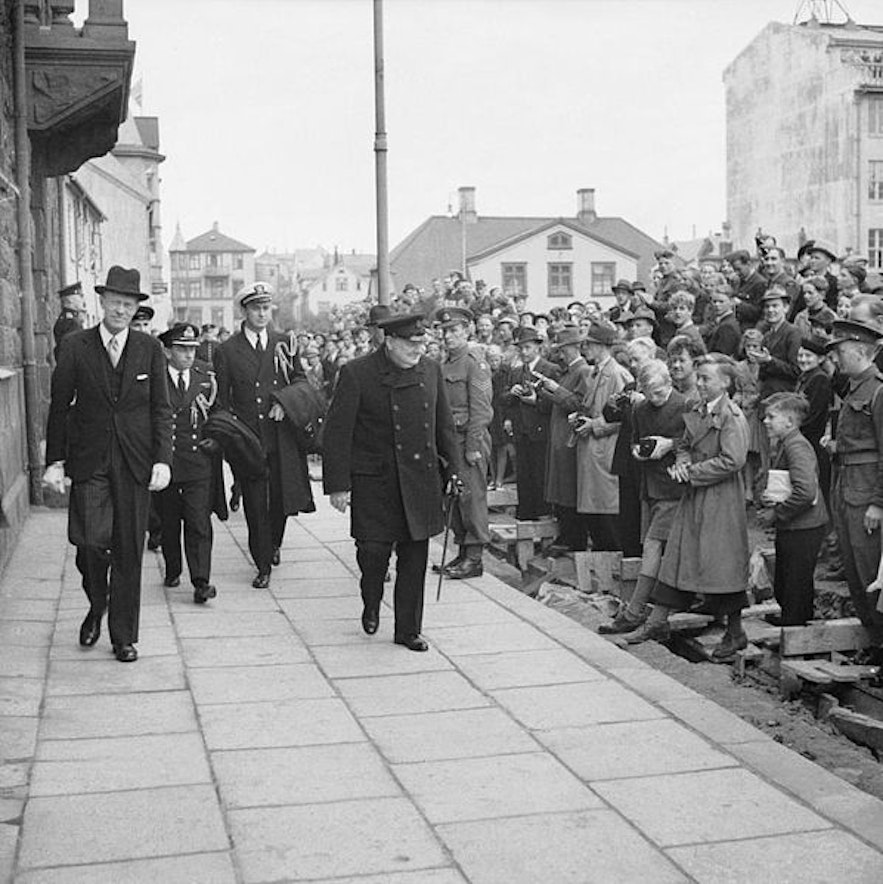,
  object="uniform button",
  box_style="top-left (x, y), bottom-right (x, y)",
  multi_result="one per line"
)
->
top-left (255, 382), bottom-right (260, 387)
top-left (258, 415), bottom-right (264, 420)
top-left (413, 453), bottom-right (421, 460)
top-left (423, 403), bottom-right (428, 410)
top-left (393, 405), bottom-right (400, 412)
top-left (424, 423), bottom-right (429, 429)
top-left (256, 397), bottom-right (262, 404)
top-left (395, 424), bottom-right (401, 431)
top-left (396, 443), bottom-right (402, 450)
top-left (426, 442), bottom-right (431, 449)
